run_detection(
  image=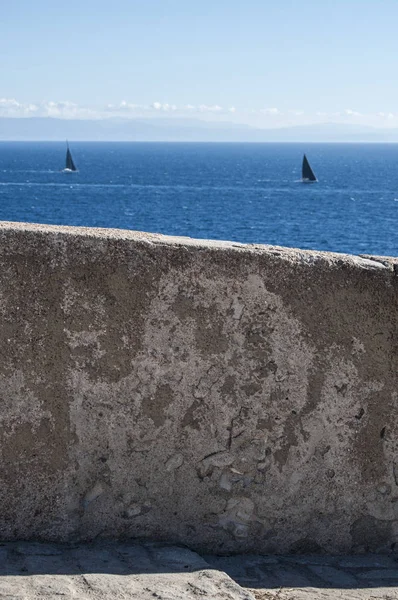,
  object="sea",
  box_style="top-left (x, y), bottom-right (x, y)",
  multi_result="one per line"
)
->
top-left (0, 141), bottom-right (397, 257)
